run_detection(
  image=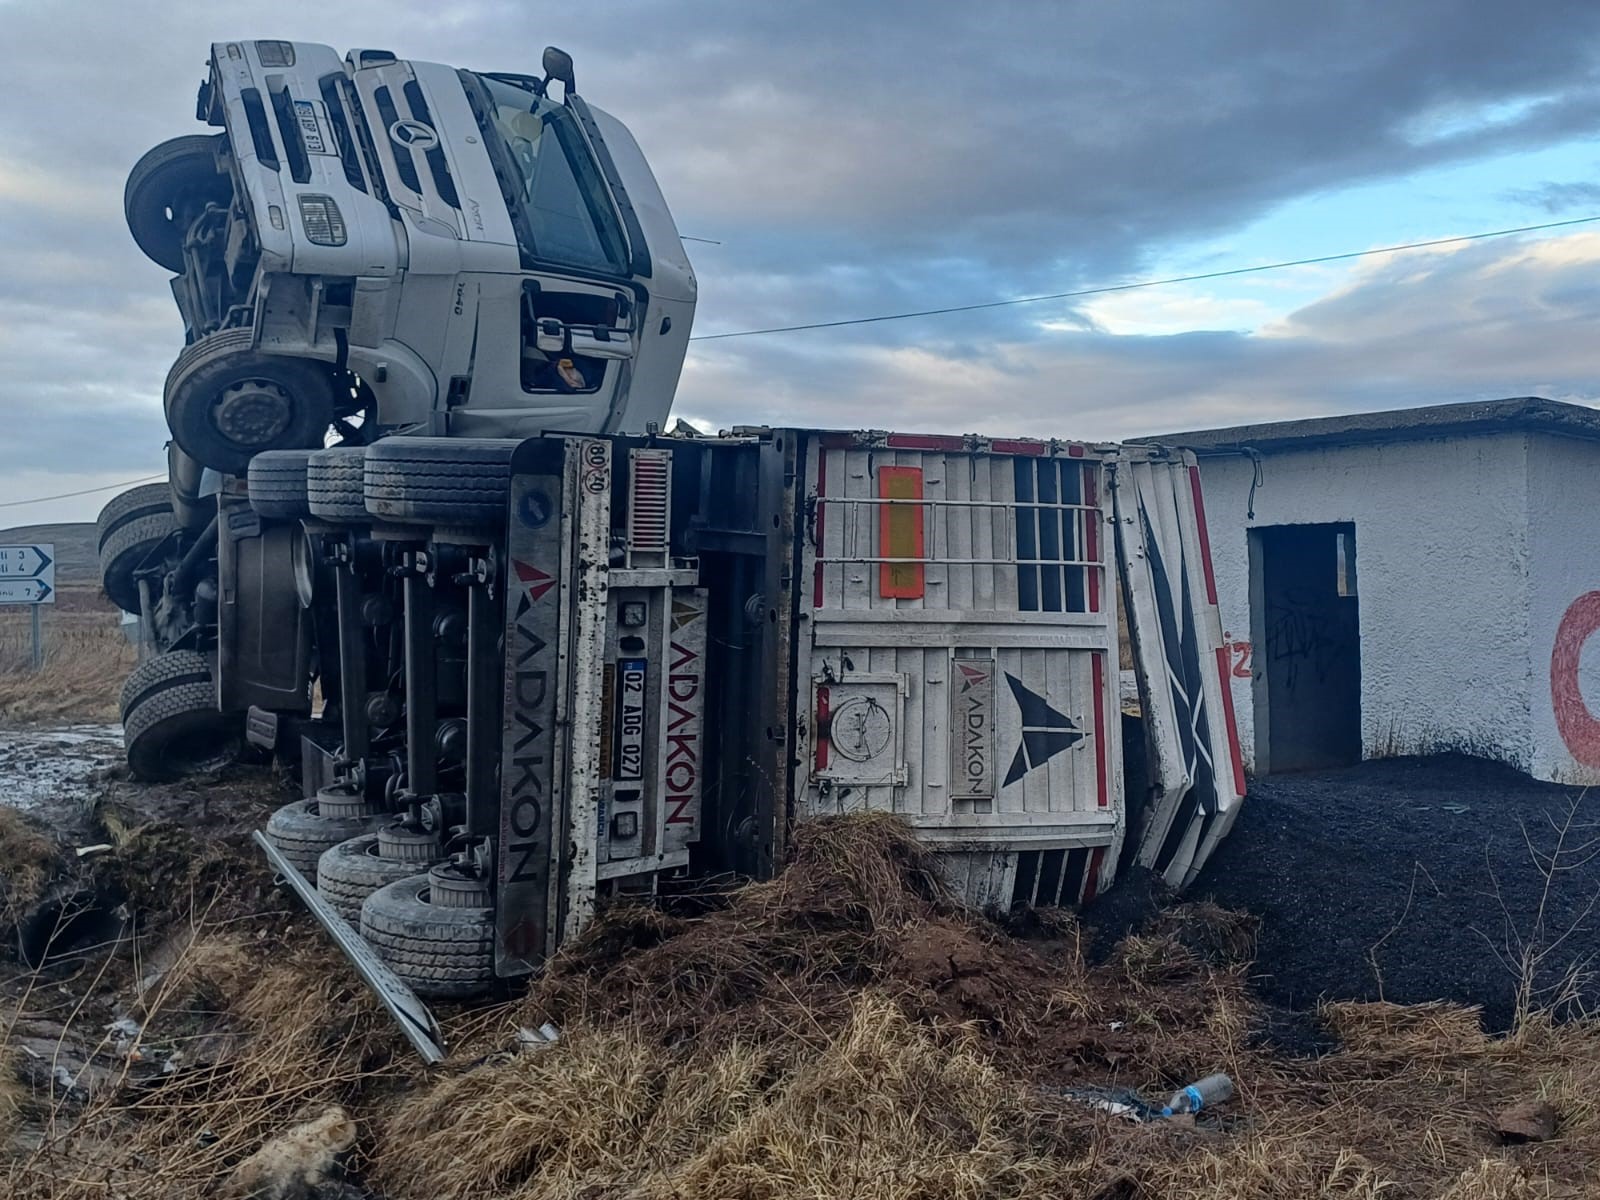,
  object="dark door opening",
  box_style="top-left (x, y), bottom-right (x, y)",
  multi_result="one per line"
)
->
top-left (1249, 523), bottom-right (1361, 772)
